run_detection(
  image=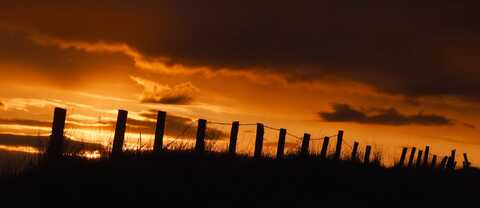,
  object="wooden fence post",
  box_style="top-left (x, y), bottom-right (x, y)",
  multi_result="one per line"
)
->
top-left (228, 121), bottom-right (240, 155)
top-left (431, 155), bottom-right (437, 169)
top-left (364, 145), bottom-right (372, 164)
top-left (351, 142), bottom-right (359, 161)
top-left (47, 107), bottom-right (67, 158)
top-left (416, 150), bottom-right (423, 168)
top-left (112, 110), bottom-right (128, 157)
top-left (398, 147), bottom-right (408, 167)
top-left (407, 147), bottom-right (416, 168)
top-left (153, 111), bottom-right (166, 153)
top-left (276, 128), bottom-right (287, 159)
top-left (195, 119), bottom-right (207, 153)
top-left (300, 133), bottom-right (311, 157)
top-left (423, 146), bottom-right (430, 168)
top-left (334, 130), bottom-right (344, 160)
top-left (439, 156), bottom-right (448, 170)
top-left (254, 123), bottom-right (264, 158)
top-left (463, 153), bottom-right (471, 169)
top-left (447, 149), bottom-right (456, 171)
top-left (320, 137), bottom-right (330, 159)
